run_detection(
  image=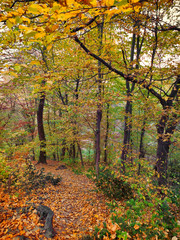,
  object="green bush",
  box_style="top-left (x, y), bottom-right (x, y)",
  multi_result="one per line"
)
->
top-left (91, 194), bottom-right (179, 240)
top-left (94, 166), bottom-right (134, 200)
top-left (0, 153), bottom-right (12, 183)
top-left (168, 158), bottom-right (180, 187)
top-left (3, 161), bottom-right (61, 192)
